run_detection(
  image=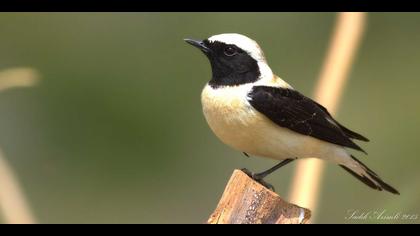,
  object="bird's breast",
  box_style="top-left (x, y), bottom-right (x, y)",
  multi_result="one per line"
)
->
top-left (201, 84), bottom-right (268, 154)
